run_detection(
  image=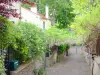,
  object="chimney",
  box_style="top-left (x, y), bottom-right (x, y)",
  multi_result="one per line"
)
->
top-left (45, 5), bottom-right (49, 18)
top-left (30, 4), bottom-right (37, 13)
